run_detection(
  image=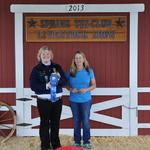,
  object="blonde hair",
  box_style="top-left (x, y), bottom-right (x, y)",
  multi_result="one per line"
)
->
top-left (70, 51), bottom-right (90, 77)
top-left (37, 45), bottom-right (54, 62)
